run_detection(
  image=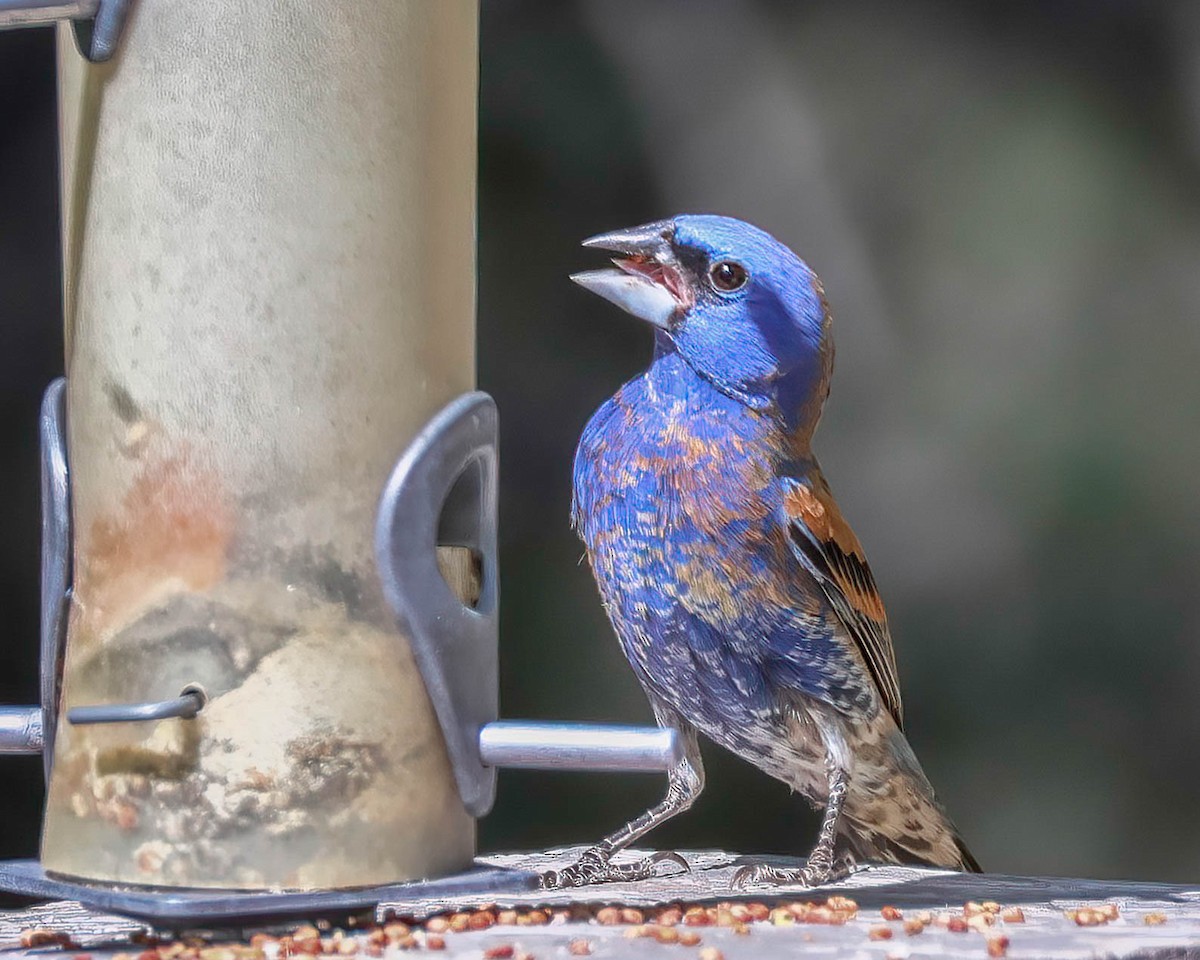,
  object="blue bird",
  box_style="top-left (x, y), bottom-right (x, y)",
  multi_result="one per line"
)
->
top-left (545, 214), bottom-right (979, 889)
